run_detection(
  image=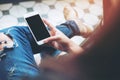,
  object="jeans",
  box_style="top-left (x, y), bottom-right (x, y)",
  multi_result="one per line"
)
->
top-left (0, 20), bottom-right (79, 80)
